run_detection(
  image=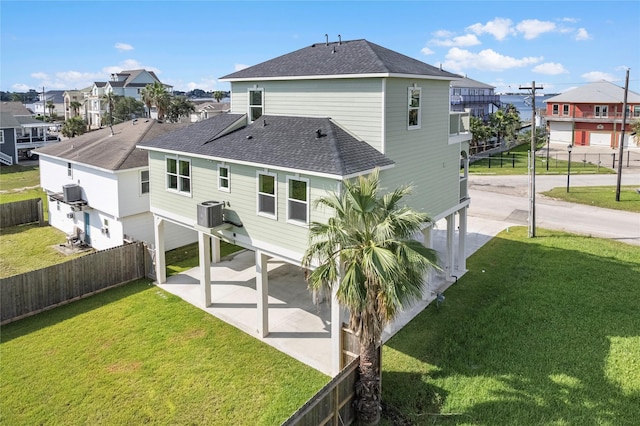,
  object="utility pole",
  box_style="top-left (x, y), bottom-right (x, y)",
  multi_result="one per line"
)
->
top-left (616, 68), bottom-right (630, 202)
top-left (520, 81), bottom-right (544, 238)
top-left (42, 86), bottom-right (46, 121)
